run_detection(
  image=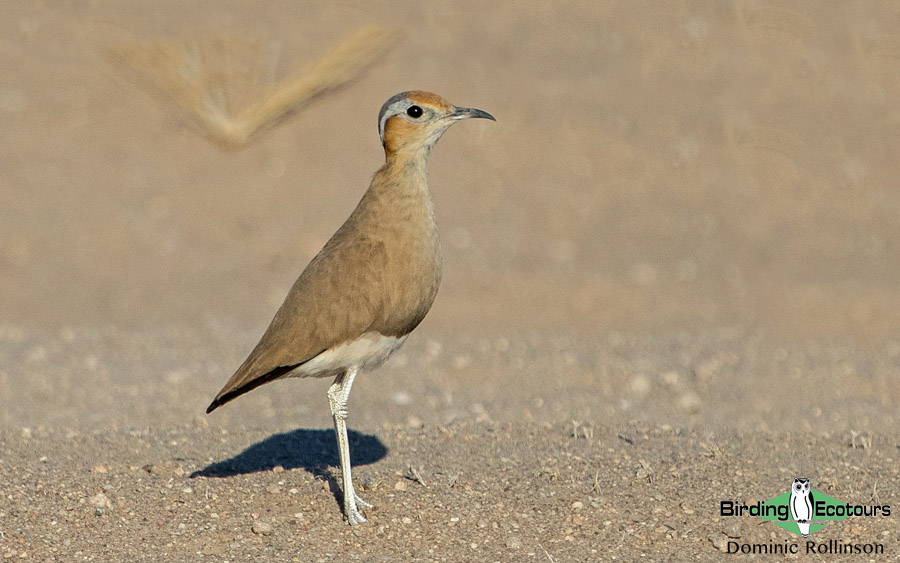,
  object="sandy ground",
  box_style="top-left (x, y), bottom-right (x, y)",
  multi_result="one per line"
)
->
top-left (2, 1), bottom-right (900, 561)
